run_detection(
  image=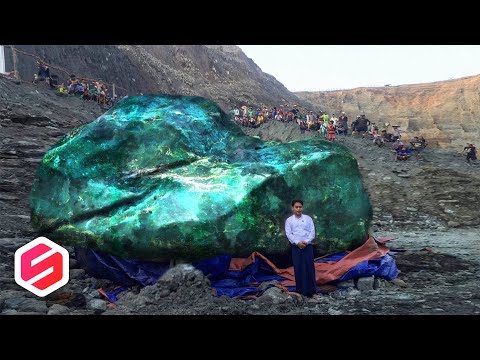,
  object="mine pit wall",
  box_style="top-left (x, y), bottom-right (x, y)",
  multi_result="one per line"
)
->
top-left (297, 76), bottom-right (480, 151)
